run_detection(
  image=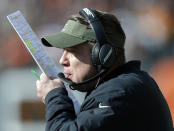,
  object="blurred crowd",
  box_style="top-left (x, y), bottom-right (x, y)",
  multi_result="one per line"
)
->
top-left (0, 0), bottom-right (174, 126)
